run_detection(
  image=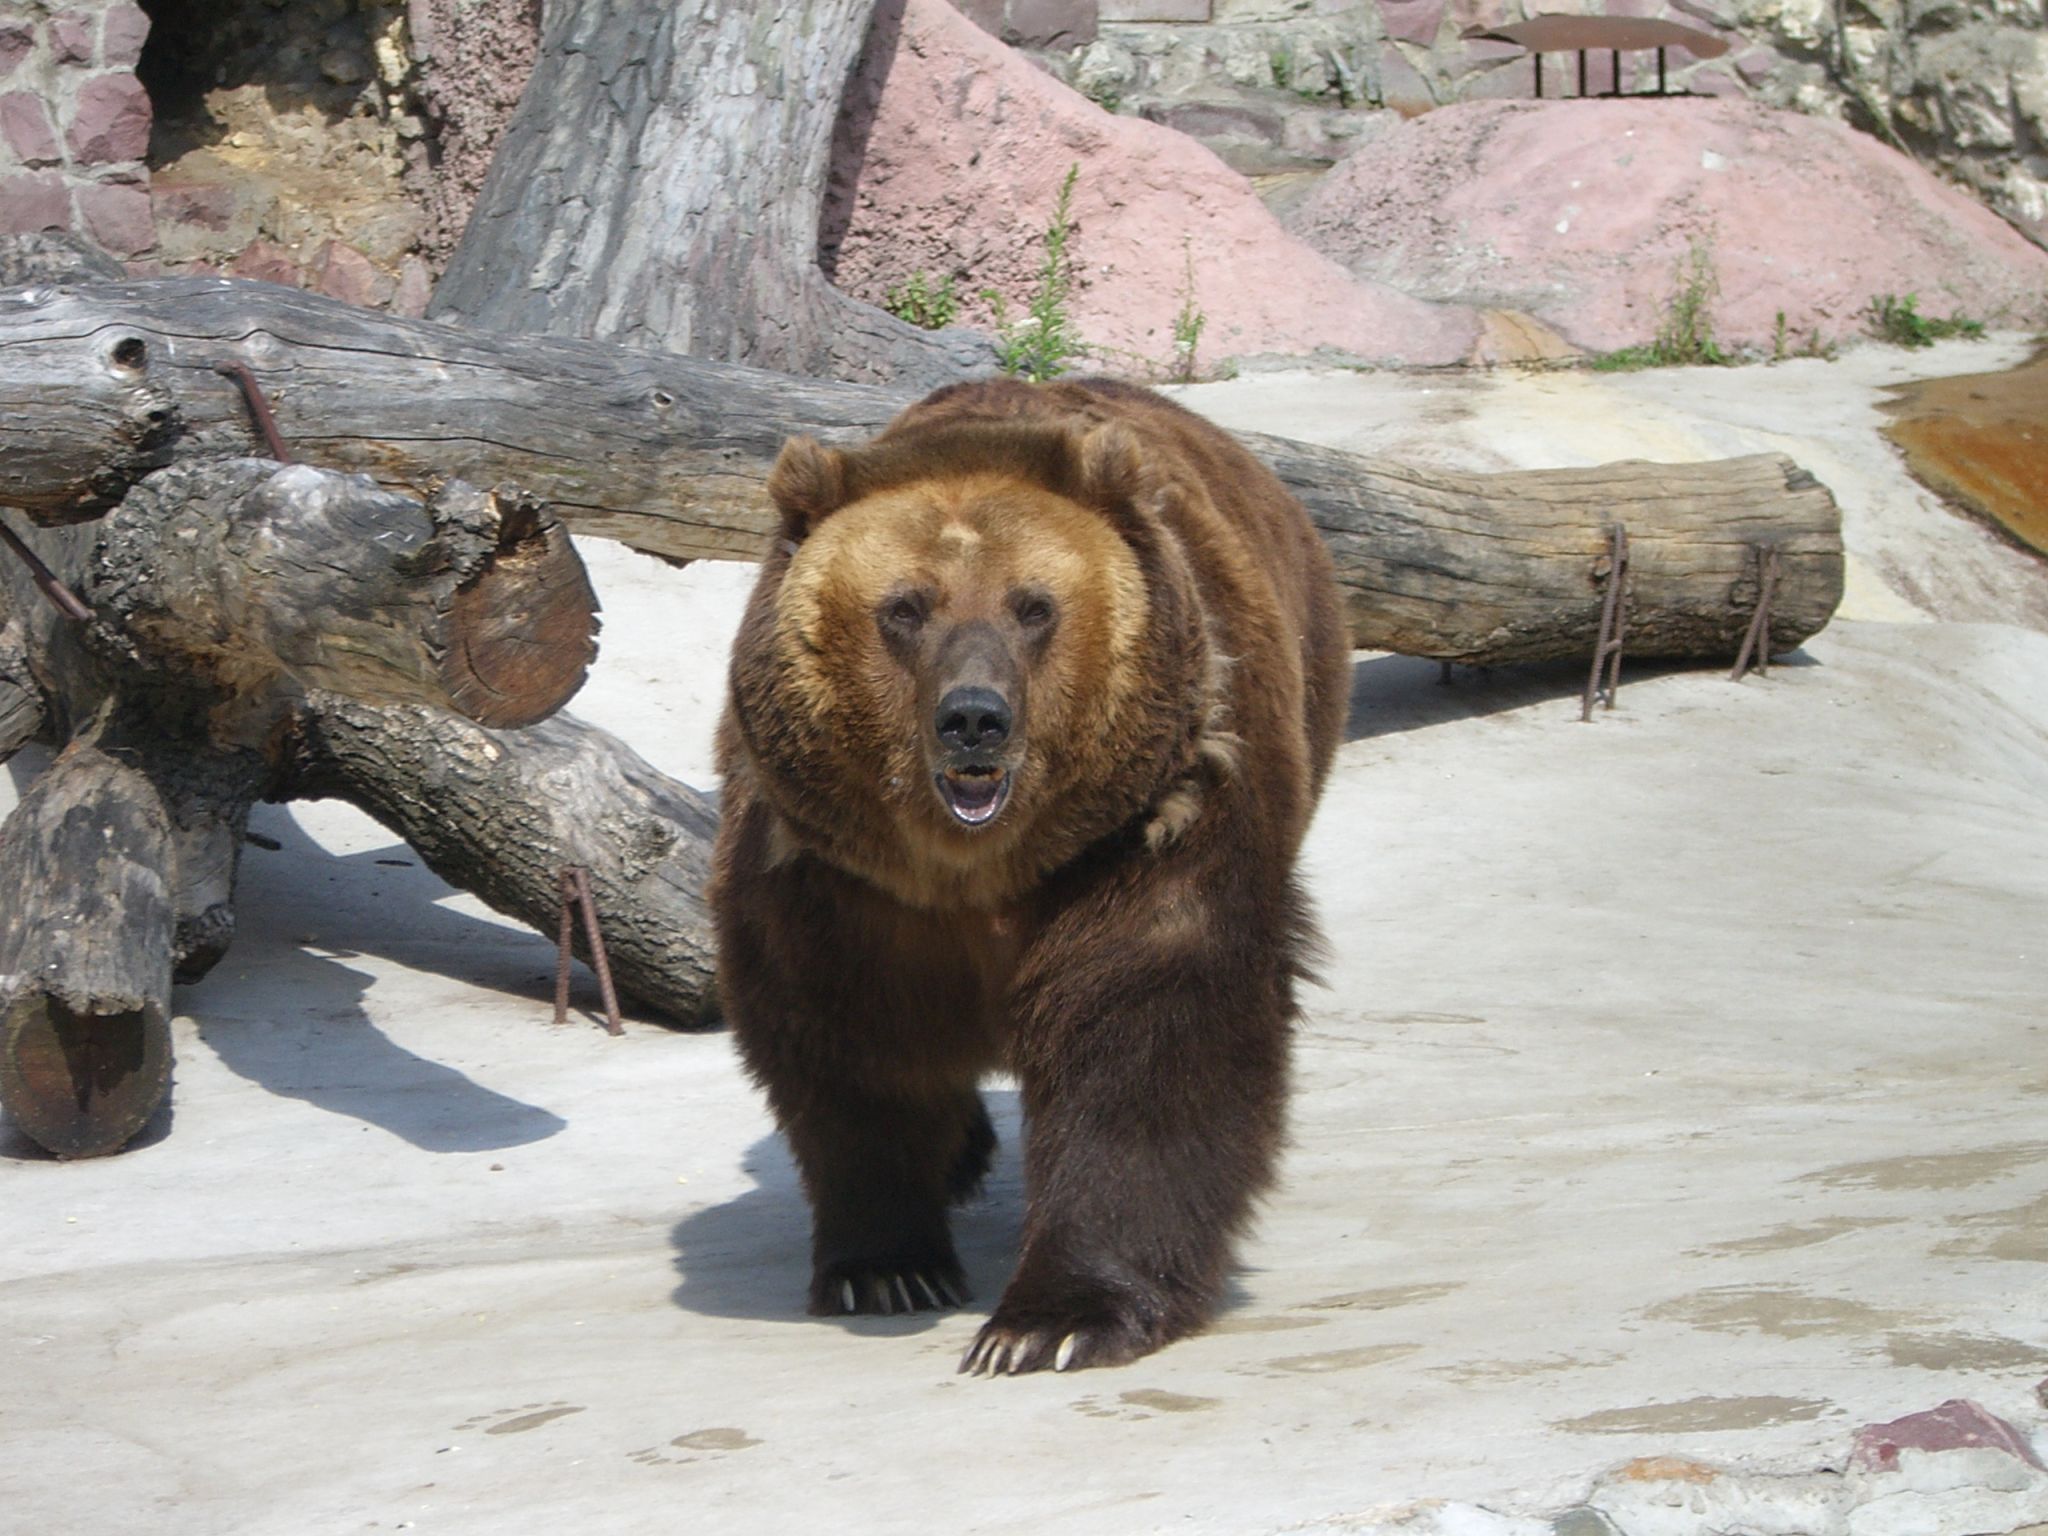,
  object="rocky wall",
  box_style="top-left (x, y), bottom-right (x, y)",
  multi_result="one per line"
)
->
top-left (0, 1), bottom-right (155, 259)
